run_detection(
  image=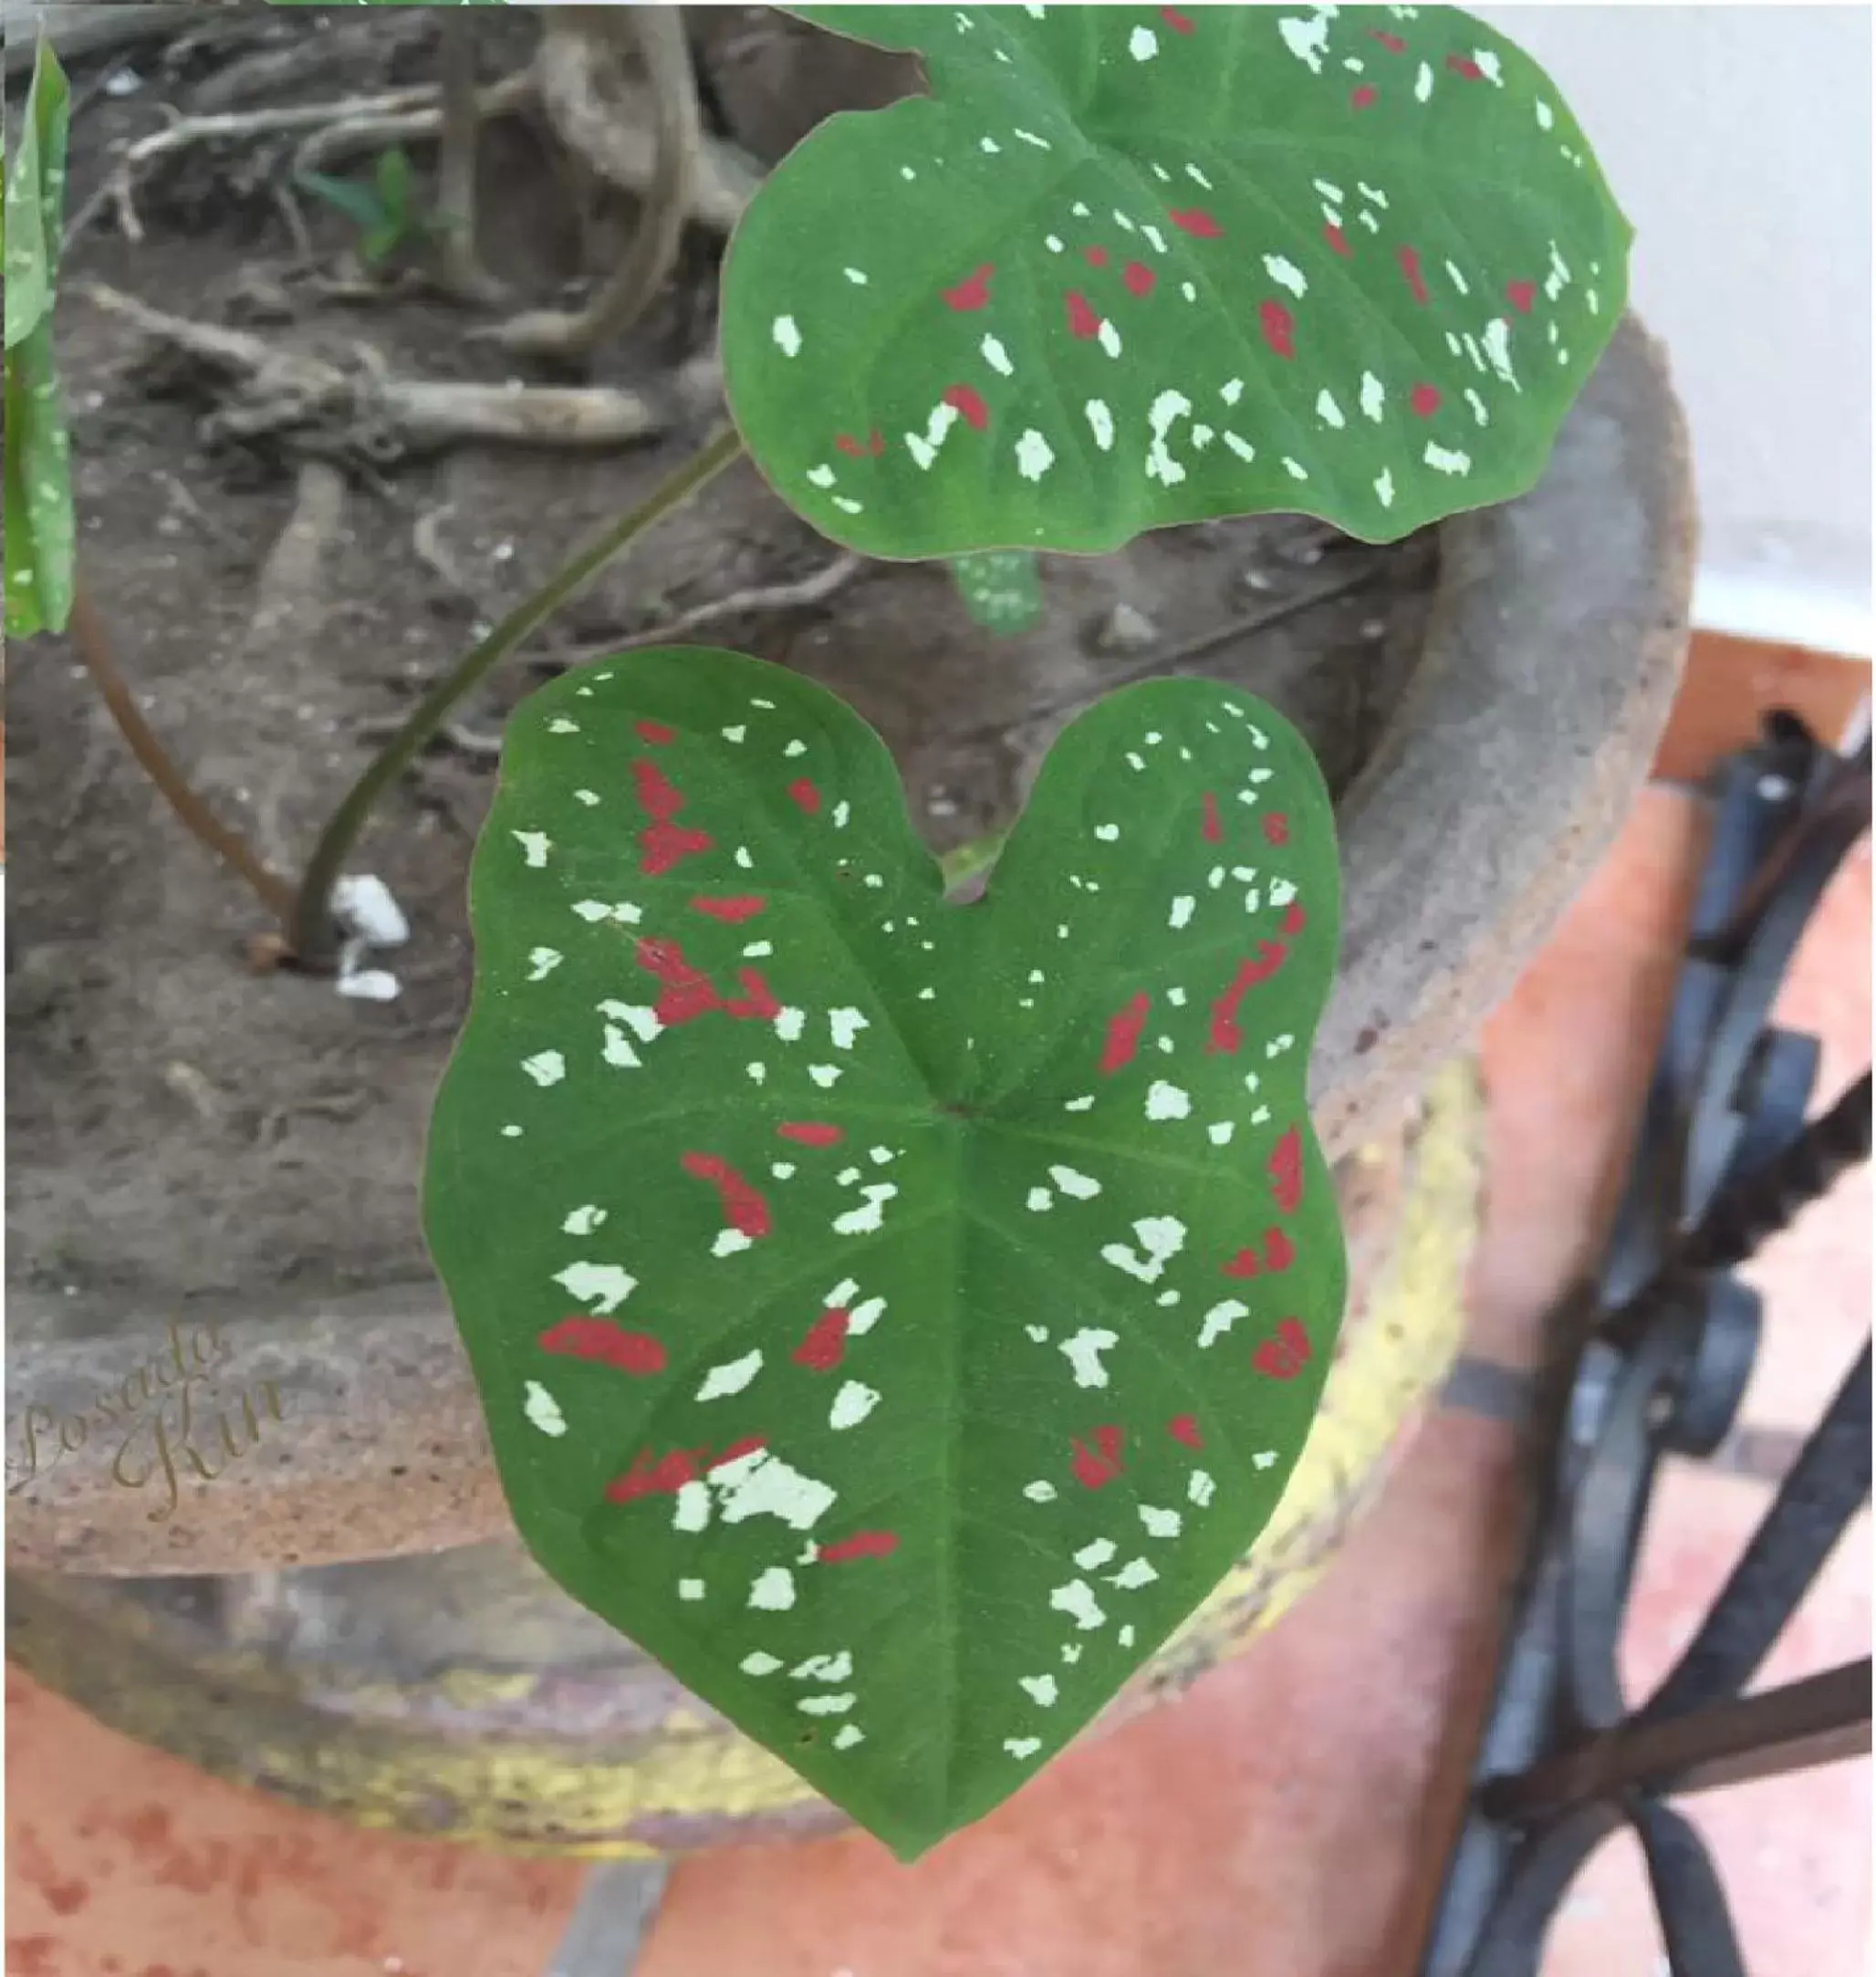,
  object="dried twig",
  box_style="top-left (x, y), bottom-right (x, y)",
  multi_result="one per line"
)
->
top-left (66, 86), bottom-right (443, 245)
top-left (290, 70), bottom-right (536, 179)
top-left (538, 551), bottom-right (867, 670)
top-left (76, 281), bottom-right (669, 457)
